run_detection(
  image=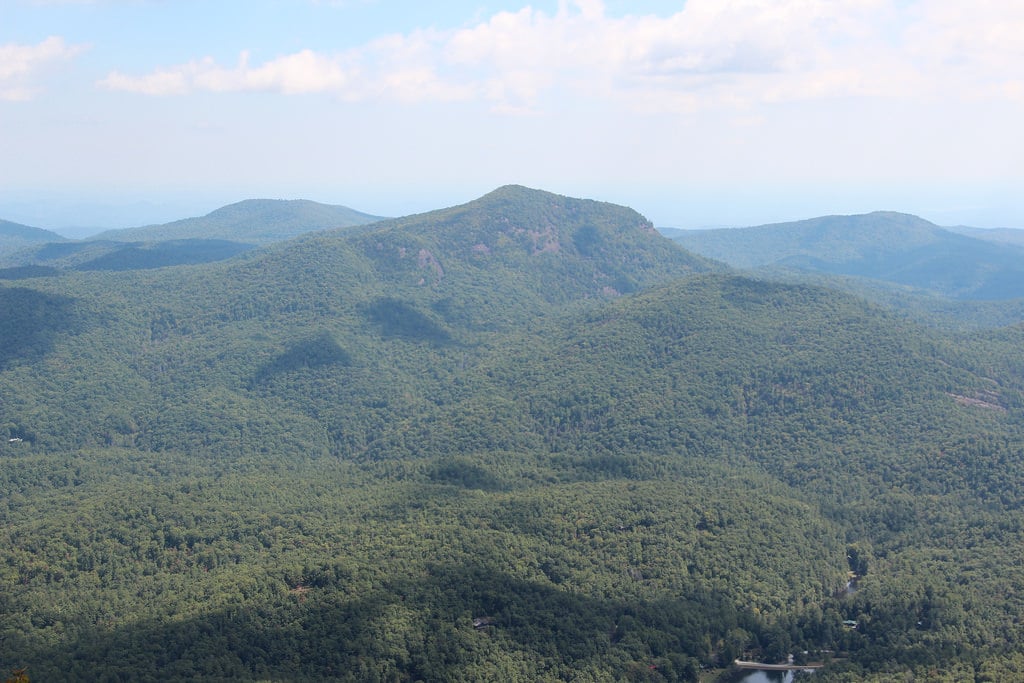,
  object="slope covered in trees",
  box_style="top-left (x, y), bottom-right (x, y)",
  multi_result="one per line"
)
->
top-left (0, 220), bottom-right (67, 260)
top-left (950, 225), bottom-right (1024, 248)
top-left (0, 198), bottom-right (385, 274)
top-left (671, 212), bottom-right (1024, 300)
top-left (0, 238), bottom-right (256, 275)
top-left (1, 187), bottom-right (1023, 681)
top-left (91, 198), bottom-right (384, 245)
